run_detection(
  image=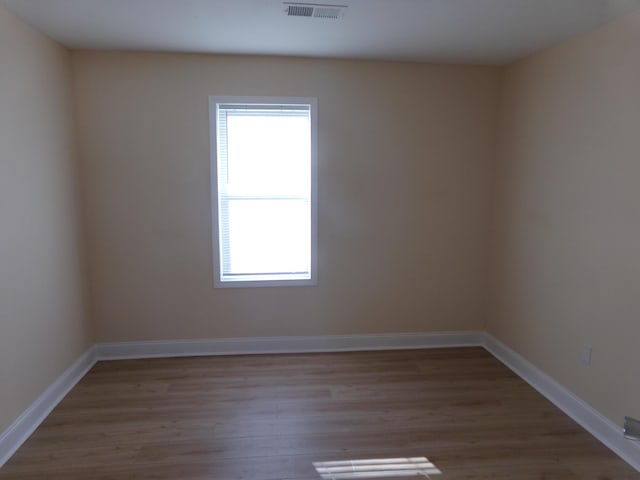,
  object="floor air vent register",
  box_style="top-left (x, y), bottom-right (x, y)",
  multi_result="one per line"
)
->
top-left (624, 416), bottom-right (640, 441)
